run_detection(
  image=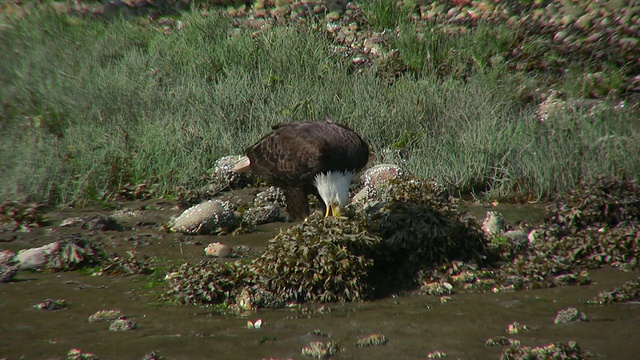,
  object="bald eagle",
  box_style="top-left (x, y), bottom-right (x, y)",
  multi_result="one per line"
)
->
top-left (233, 120), bottom-right (369, 220)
